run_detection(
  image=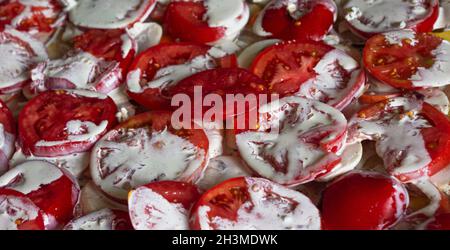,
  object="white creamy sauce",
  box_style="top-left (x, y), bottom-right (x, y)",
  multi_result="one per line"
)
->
top-left (410, 41), bottom-right (450, 87)
top-left (430, 164), bottom-right (450, 196)
top-left (0, 124), bottom-right (15, 175)
top-left (418, 88), bottom-right (449, 114)
top-left (91, 127), bottom-right (205, 200)
top-left (317, 142), bottom-right (363, 182)
top-left (196, 155), bottom-right (251, 190)
top-left (0, 161), bottom-right (63, 194)
top-left (0, 29), bottom-right (47, 89)
top-left (198, 178), bottom-right (321, 230)
top-left (0, 194), bottom-right (40, 230)
top-left (351, 98), bottom-right (432, 176)
top-left (31, 52), bottom-right (120, 92)
top-left (199, 120), bottom-right (224, 159)
top-left (296, 49), bottom-right (361, 108)
top-left (127, 22), bottom-right (162, 54)
top-left (383, 30), bottom-right (418, 46)
top-left (344, 0), bottom-right (434, 33)
top-left (64, 209), bottom-right (118, 230)
top-left (68, 89), bottom-right (108, 99)
top-left (127, 47), bottom-right (227, 93)
top-left (35, 120), bottom-right (108, 147)
top-left (204, 0), bottom-right (244, 28)
top-left (9, 147), bottom-right (89, 179)
top-left (129, 187), bottom-right (189, 230)
top-left (108, 86), bottom-right (136, 123)
top-left (235, 96), bottom-right (347, 185)
top-left (238, 39), bottom-right (280, 68)
top-left (69, 0), bottom-right (156, 29)
top-left (408, 179), bottom-right (442, 218)
top-left (204, 0), bottom-right (249, 40)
